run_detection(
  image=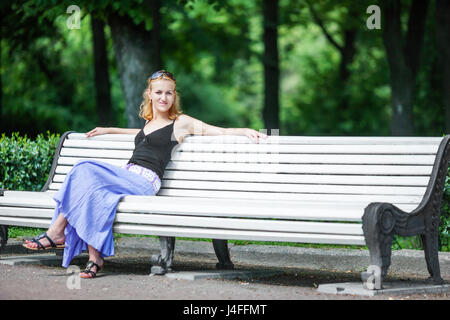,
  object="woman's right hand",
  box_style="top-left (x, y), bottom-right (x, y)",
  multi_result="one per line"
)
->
top-left (85, 127), bottom-right (110, 138)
